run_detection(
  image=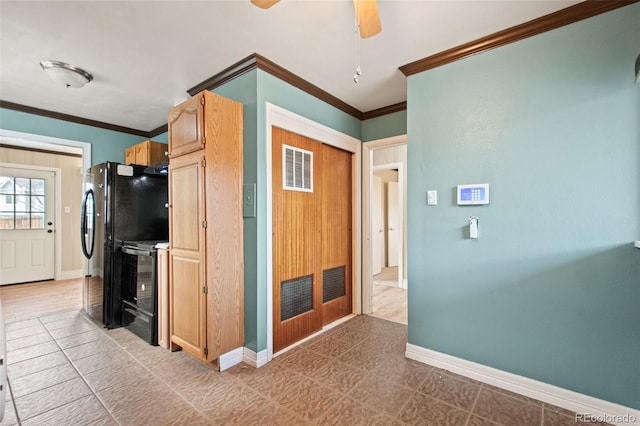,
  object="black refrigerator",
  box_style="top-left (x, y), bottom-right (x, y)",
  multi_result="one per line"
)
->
top-left (81, 162), bottom-right (168, 328)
